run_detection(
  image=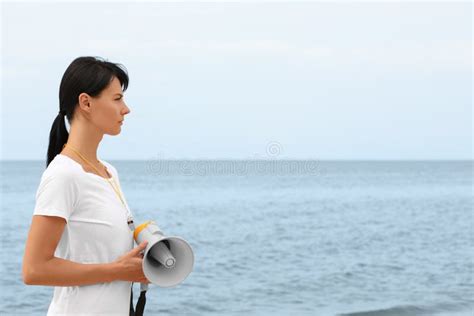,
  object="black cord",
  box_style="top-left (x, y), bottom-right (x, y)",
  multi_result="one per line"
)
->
top-left (129, 283), bottom-right (147, 316)
top-left (135, 290), bottom-right (147, 316)
top-left (129, 286), bottom-right (135, 316)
